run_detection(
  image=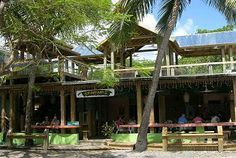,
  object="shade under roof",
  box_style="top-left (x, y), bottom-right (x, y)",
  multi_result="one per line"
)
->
top-left (175, 31), bottom-right (236, 48)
